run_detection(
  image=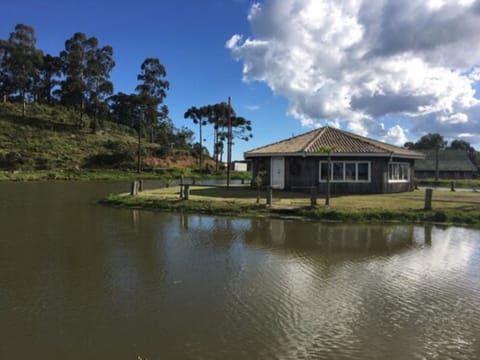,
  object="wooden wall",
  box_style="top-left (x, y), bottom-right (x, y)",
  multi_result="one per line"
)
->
top-left (249, 156), bottom-right (416, 194)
